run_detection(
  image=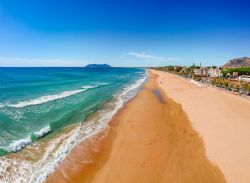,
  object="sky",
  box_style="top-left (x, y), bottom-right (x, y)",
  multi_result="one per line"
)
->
top-left (0, 0), bottom-right (249, 67)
